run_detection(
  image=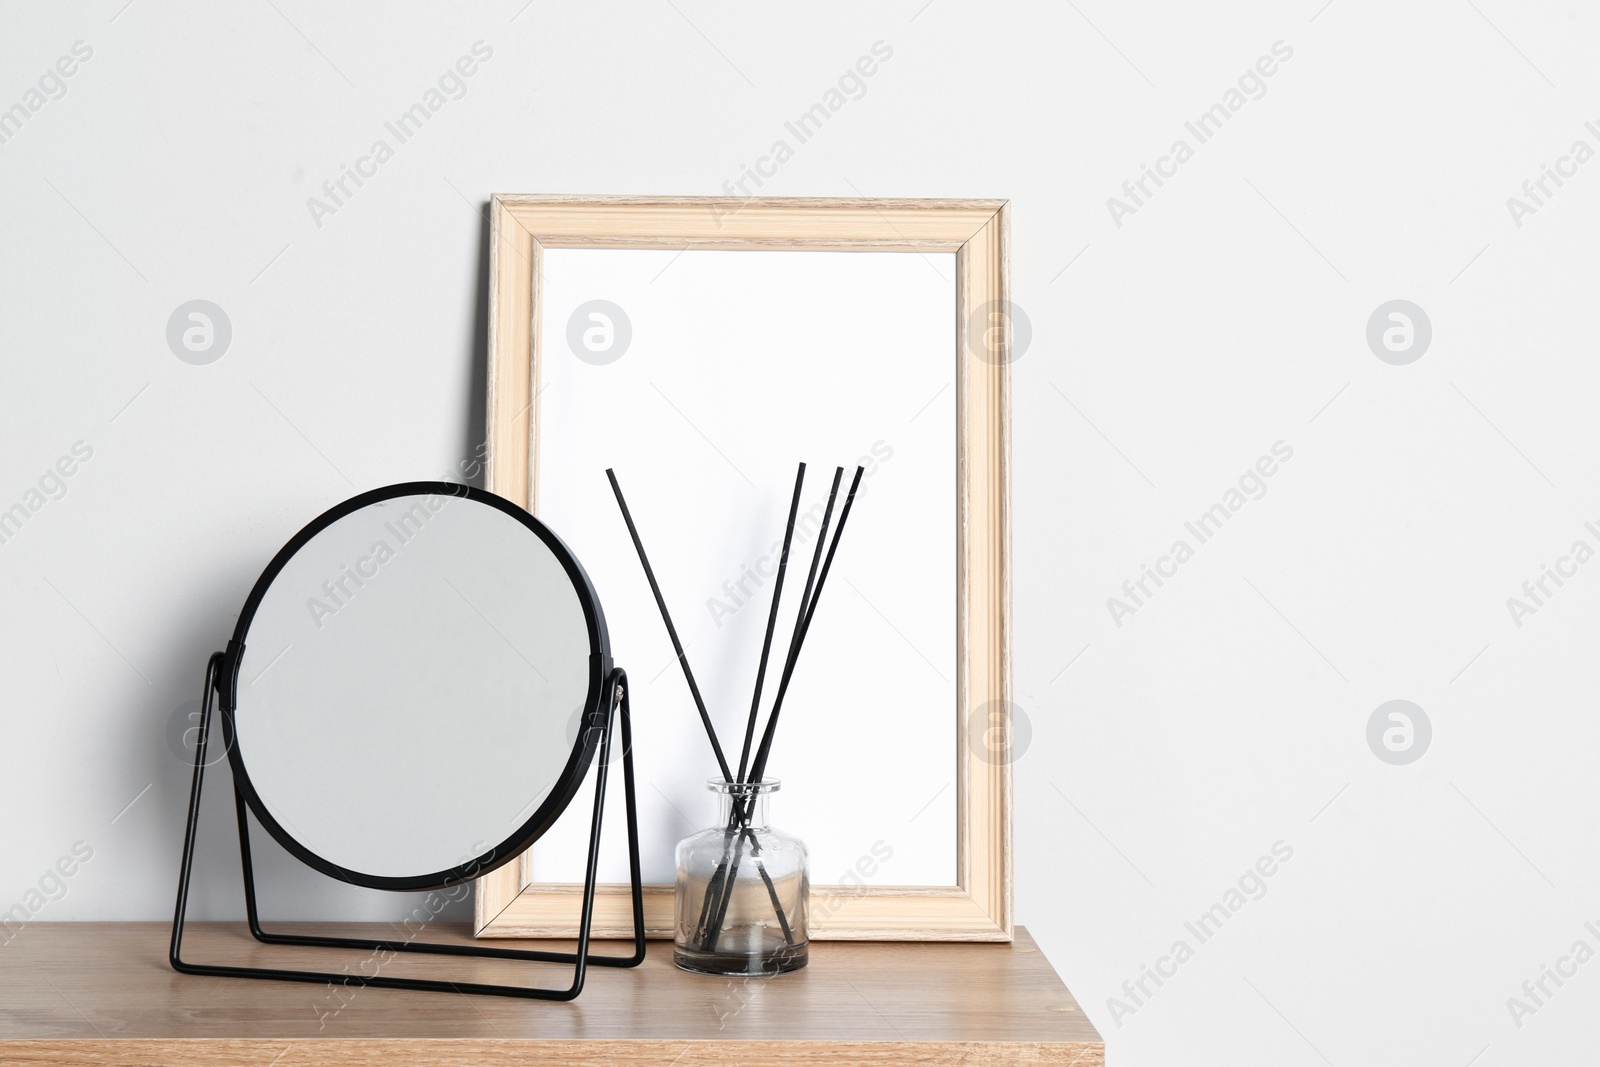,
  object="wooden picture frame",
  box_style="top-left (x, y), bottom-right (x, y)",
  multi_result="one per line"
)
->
top-left (477, 195), bottom-right (1012, 941)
